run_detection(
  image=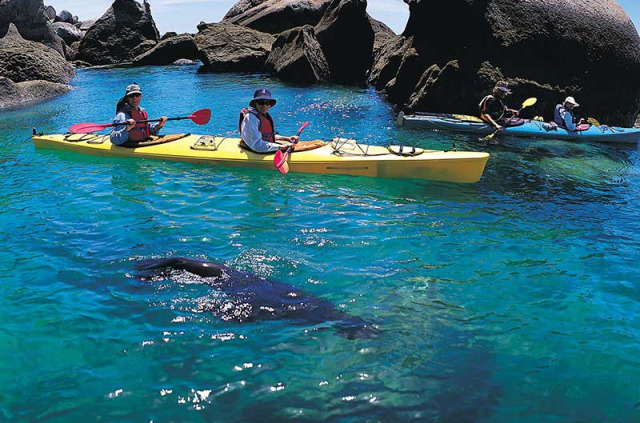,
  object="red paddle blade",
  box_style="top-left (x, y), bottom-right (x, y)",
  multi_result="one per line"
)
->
top-left (68, 122), bottom-right (113, 133)
top-left (297, 121), bottom-right (309, 135)
top-left (274, 149), bottom-right (290, 174)
top-left (189, 109), bottom-right (211, 125)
